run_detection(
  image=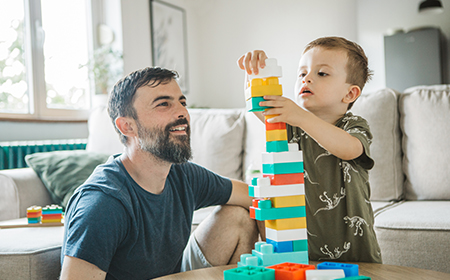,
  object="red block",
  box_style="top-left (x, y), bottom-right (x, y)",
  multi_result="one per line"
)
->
top-left (265, 121), bottom-right (286, 131)
top-left (250, 207), bottom-right (256, 219)
top-left (264, 173), bottom-right (304, 185)
top-left (27, 212), bottom-right (42, 218)
top-left (267, 262), bottom-right (316, 280)
top-left (42, 214), bottom-right (63, 220)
